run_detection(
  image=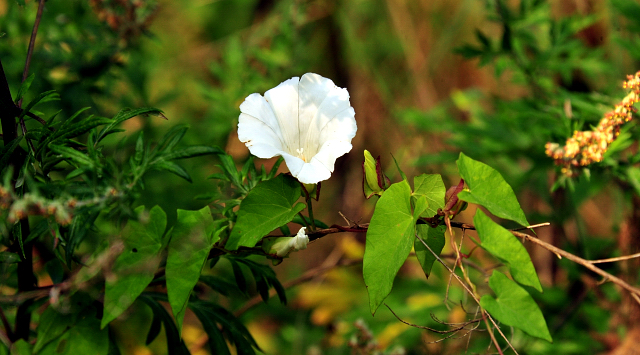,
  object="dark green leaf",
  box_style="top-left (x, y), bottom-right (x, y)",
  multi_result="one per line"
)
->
top-left (150, 161), bottom-right (192, 182)
top-left (14, 73), bottom-right (35, 104)
top-left (49, 145), bottom-right (95, 168)
top-left (166, 206), bottom-right (220, 333)
top-left (101, 205), bottom-right (167, 328)
top-left (139, 294), bottom-right (190, 355)
top-left (226, 174), bottom-right (306, 250)
top-left (145, 313), bottom-right (162, 345)
top-left (160, 145), bottom-right (223, 161)
top-left (0, 251), bottom-right (20, 264)
top-left (414, 224), bottom-right (446, 278)
top-left (0, 136), bottom-right (23, 172)
top-left (33, 306), bottom-right (75, 353)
